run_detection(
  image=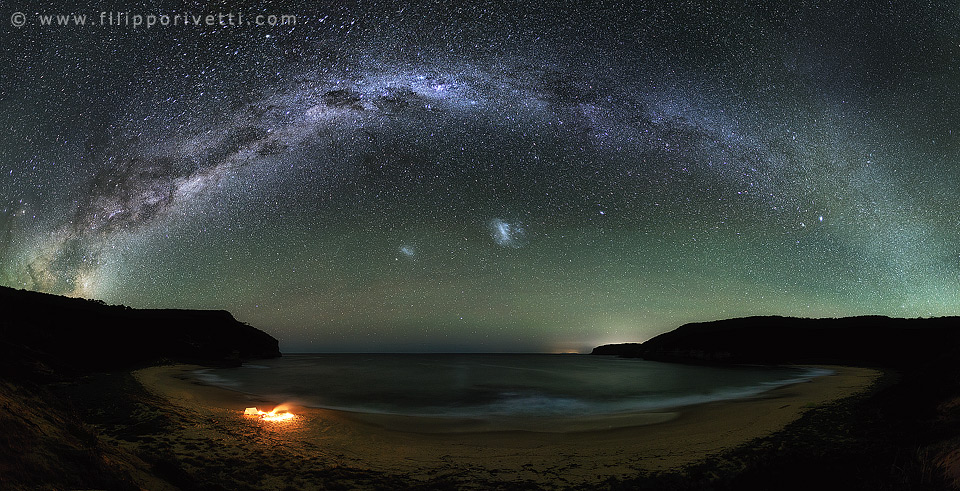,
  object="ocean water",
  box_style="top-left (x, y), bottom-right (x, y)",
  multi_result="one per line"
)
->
top-left (195, 354), bottom-right (830, 418)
